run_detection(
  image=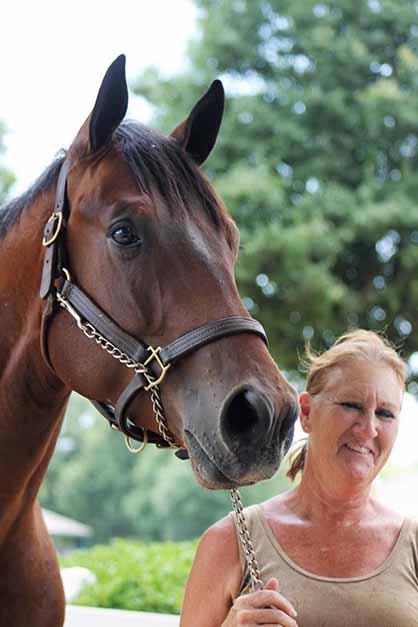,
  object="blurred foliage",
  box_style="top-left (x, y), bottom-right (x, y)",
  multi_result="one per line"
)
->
top-left (0, 121), bottom-right (15, 203)
top-left (41, 396), bottom-right (292, 543)
top-left (62, 537), bottom-right (196, 613)
top-left (134, 0), bottom-right (418, 386)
